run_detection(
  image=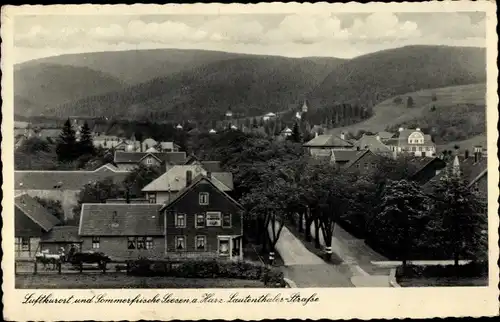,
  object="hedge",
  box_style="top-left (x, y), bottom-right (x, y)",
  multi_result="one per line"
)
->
top-left (126, 259), bottom-right (286, 287)
top-left (396, 261), bottom-right (488, 279)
